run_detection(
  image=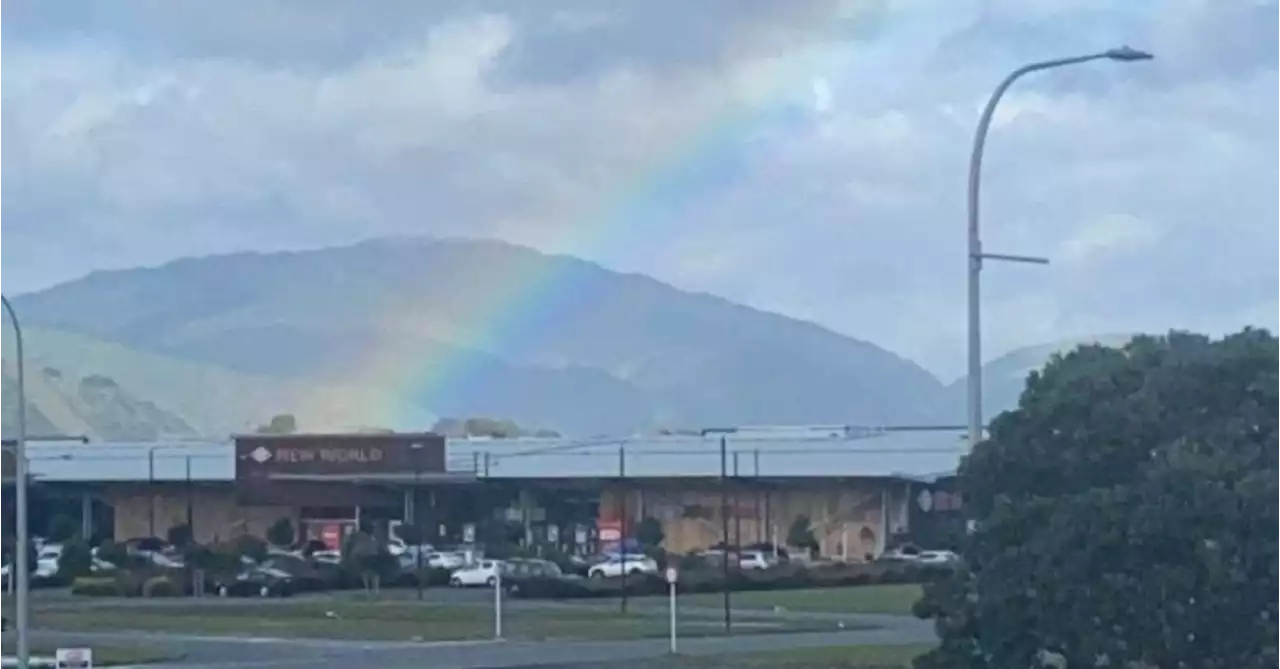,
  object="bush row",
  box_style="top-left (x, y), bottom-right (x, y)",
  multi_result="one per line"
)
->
top-left (70, 563), bottom-right (458, 598)
top-left (507, 562), bottom-right (954, 600)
